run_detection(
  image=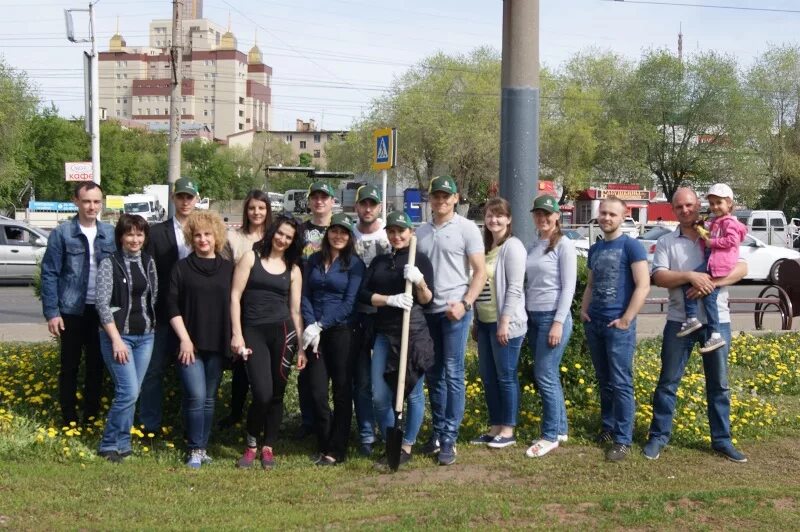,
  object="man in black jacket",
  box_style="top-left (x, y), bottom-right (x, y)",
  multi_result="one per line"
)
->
top-left (138, 177), bottom-right (199, 433)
